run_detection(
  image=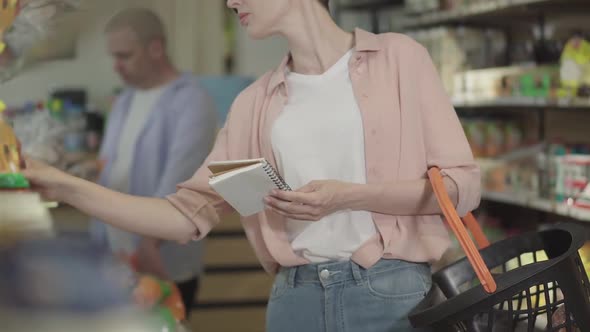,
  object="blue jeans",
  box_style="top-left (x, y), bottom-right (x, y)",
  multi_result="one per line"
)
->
top-left (266, 259), bottom-right (433, 332)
